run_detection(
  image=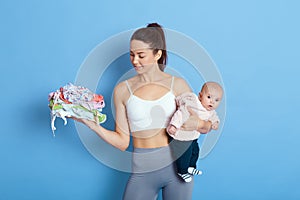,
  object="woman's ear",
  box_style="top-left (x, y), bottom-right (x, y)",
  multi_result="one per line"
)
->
top-left (155, 50), bottom-right (162, 61)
